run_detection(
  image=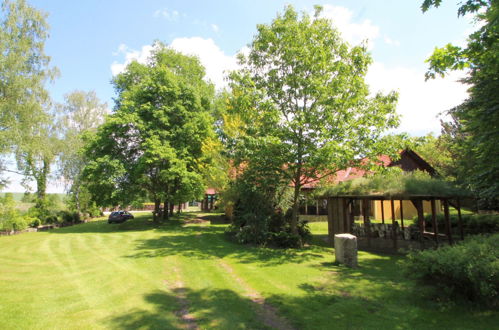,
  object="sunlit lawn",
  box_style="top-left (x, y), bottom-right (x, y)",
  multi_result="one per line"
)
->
top-left (0, 211), bottom-right (496, 329)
